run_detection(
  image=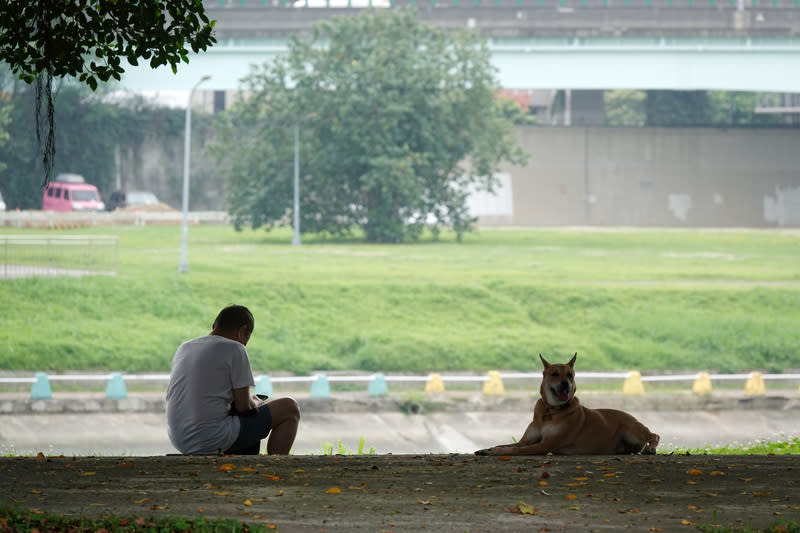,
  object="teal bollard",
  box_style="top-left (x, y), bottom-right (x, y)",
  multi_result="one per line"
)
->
top-left (105, 372), bottom-right (127, 399)
top-left (255, 375), bottom-right (274, 397)
top-left (368, 373), bottom-right (388, 397)
top-left (31, 372), bottom-right (52, 399)
top-left (309, 374), bottom-right (331, 399)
